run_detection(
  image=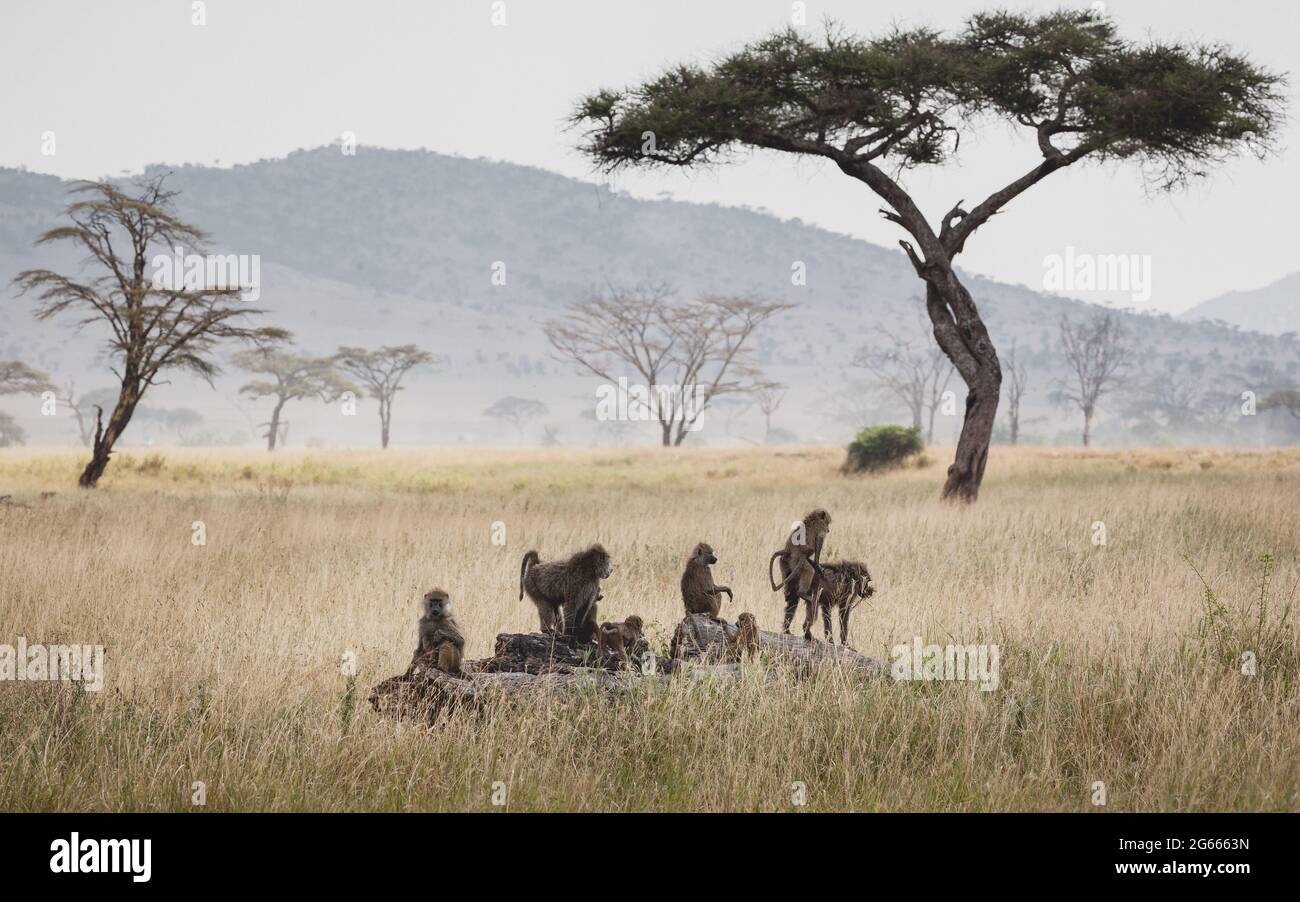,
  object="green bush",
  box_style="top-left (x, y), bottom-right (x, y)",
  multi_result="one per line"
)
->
top-left (843, 425), bottom-right (924, 473)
